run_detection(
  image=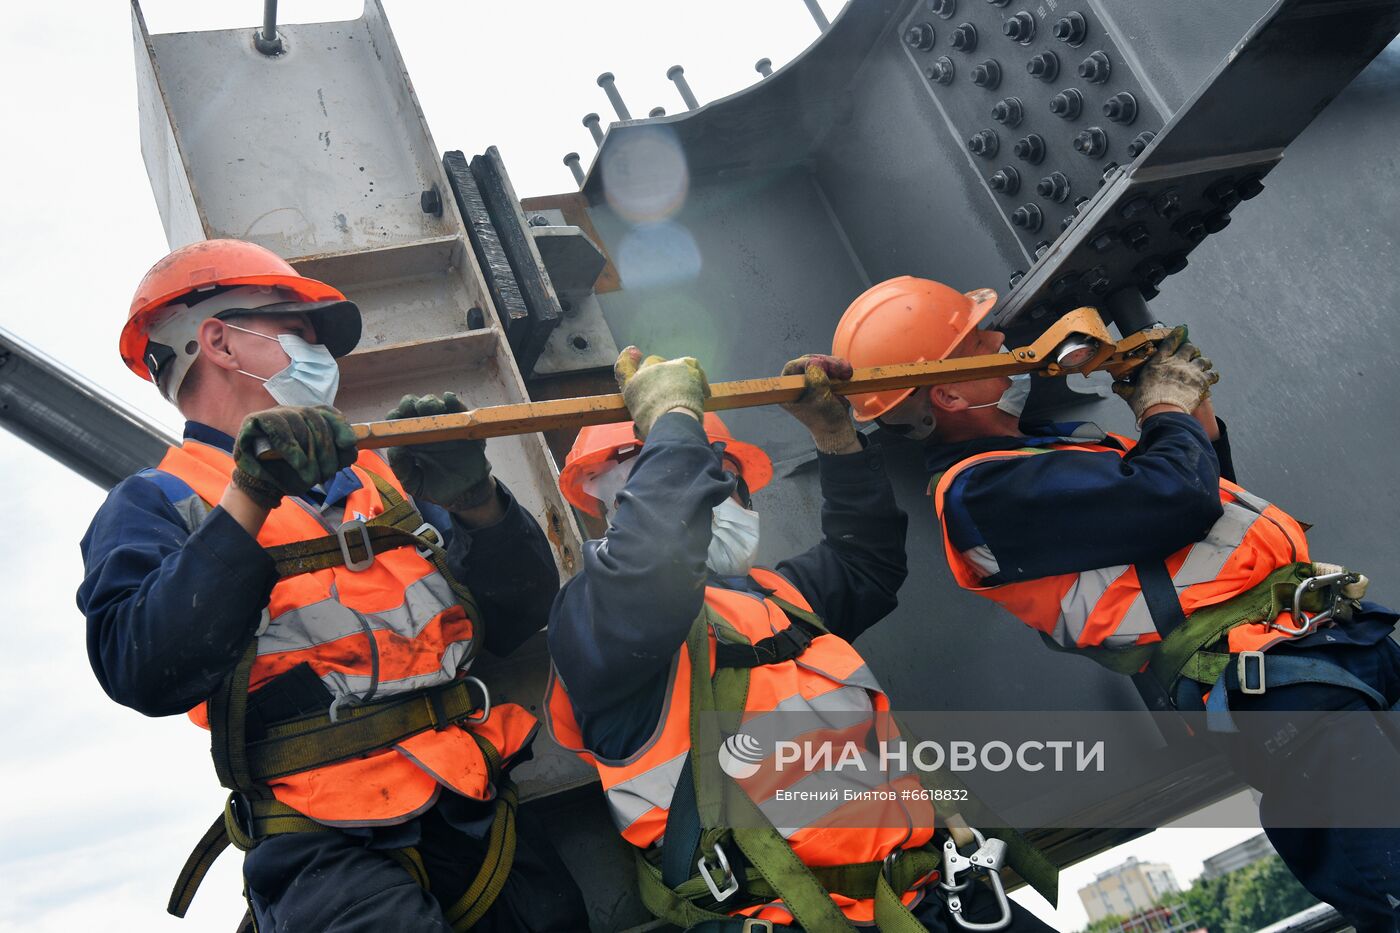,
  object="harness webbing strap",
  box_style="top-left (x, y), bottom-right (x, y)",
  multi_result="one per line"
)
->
top-left (443, 784), bottom-right (519, 930)
top-left (247, 677), bottom-right (488, 781)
